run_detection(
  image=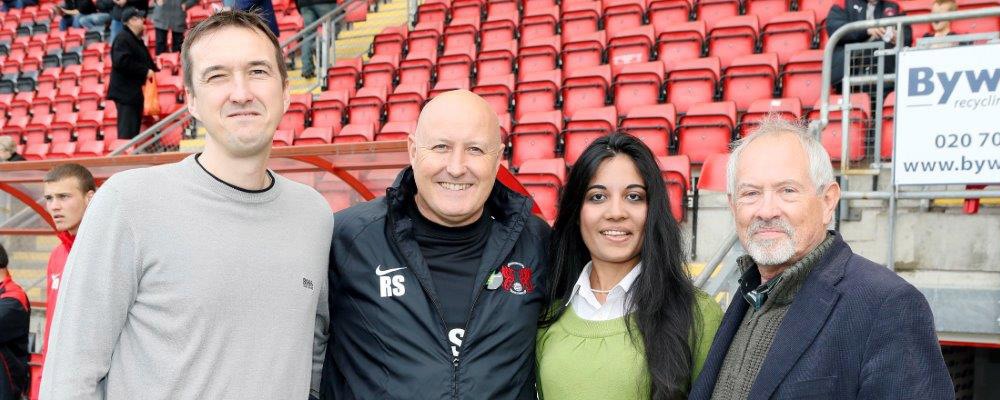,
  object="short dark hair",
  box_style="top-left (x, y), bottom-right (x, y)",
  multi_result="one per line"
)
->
top-left (44, 164), bottom-right (96, 193)
top-left (181, 10), bottom-right (287, 91)
top-left (0, 242), bottom-right (8, 269)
